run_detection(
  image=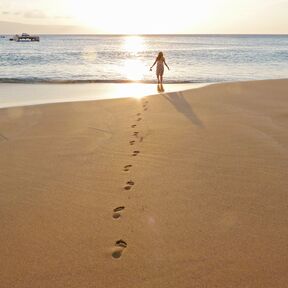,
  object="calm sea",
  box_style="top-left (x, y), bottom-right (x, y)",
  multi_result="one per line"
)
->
top-left (0, 35), bottom-right (287, 83)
